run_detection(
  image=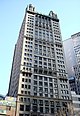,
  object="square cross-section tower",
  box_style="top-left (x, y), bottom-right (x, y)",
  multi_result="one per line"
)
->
top-left (8, 4), bottom-right (72, 116)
